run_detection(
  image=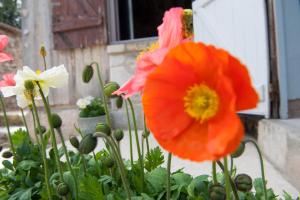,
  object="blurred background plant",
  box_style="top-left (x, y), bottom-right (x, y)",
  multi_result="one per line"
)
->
top-left (0, 0), bottom-right (21, 28)
top-left (76, 96), bottom-right (105, 118)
